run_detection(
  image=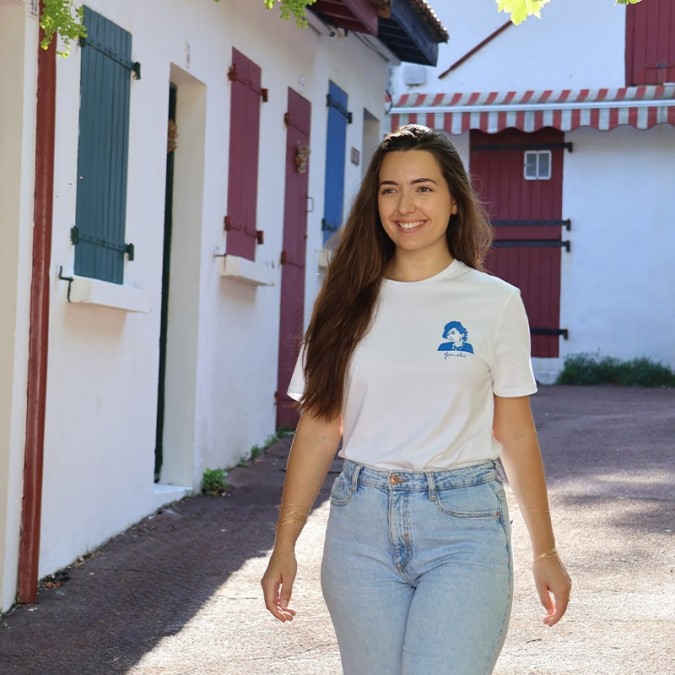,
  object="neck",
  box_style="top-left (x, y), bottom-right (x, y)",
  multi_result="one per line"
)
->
top-left (386, 251), bottom-right (454, 282)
